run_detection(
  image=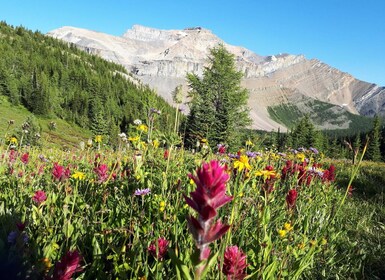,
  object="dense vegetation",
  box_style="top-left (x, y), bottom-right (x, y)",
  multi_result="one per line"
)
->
top-left (0, 21), bottom-right (177, 142)
top-left (0, 22), bottom-right (384, 280)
